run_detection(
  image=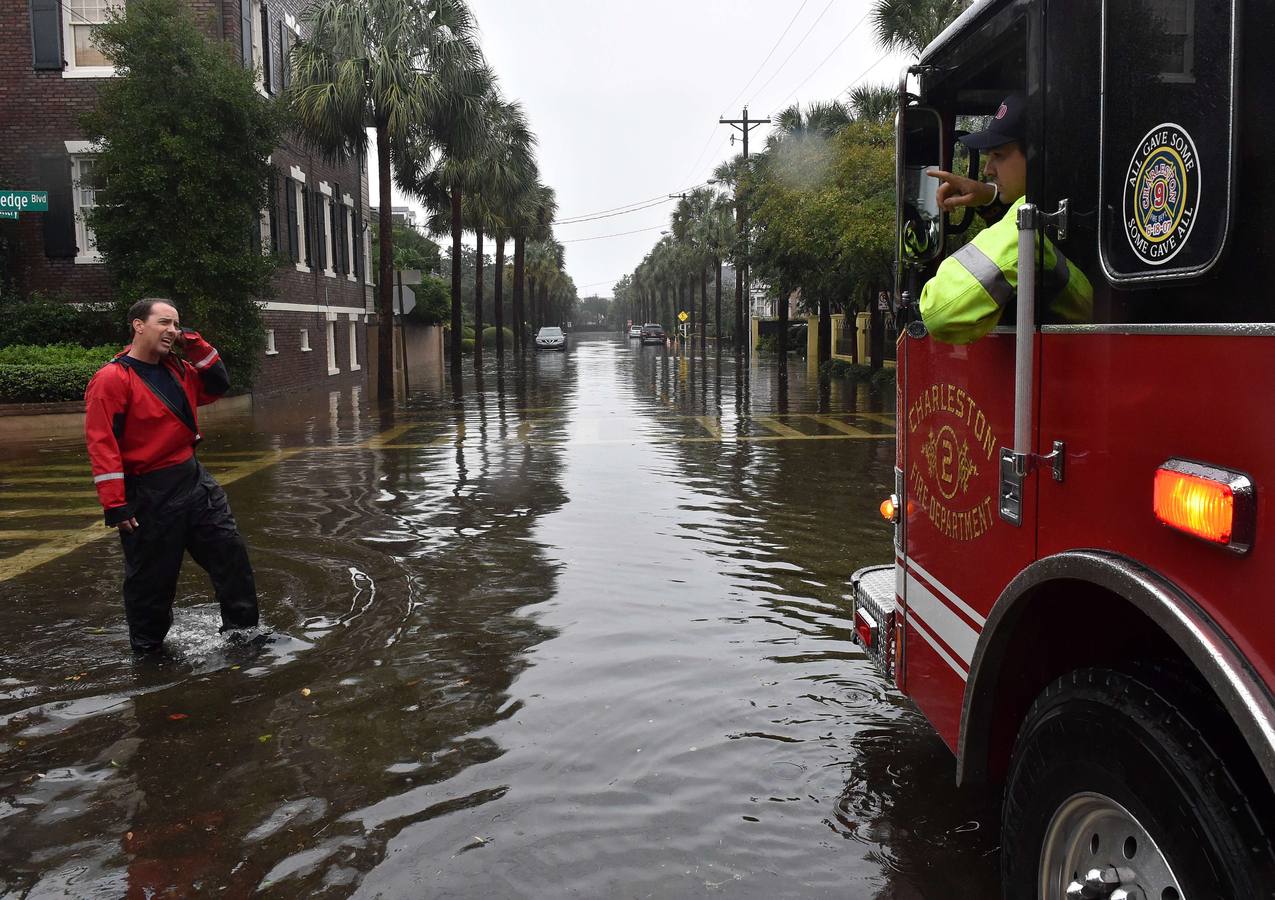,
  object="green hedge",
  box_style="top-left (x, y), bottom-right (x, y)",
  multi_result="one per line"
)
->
top-left (481, 326), bottom-right (514, 347)
top-left (0, 296), bottom-right (120, 348)
top-left (0, 344), bottom-right (117, 403)
top-left (819, 358), bottom-right (897, 388)
top-left (460, 337), bottom-right (475, 355)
